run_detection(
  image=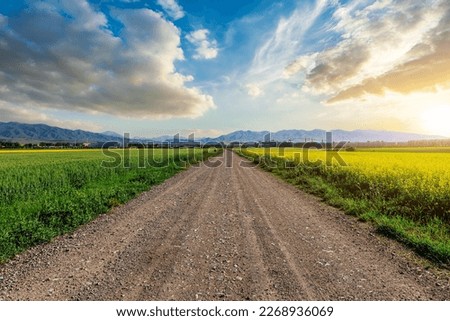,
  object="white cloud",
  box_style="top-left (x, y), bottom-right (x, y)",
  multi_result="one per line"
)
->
top-left (0, 102), bottom-right (104, 132)
top-left (233, 0), bottom-right (330, 103)
top-left (284, 54), bottom-right (318, 77)
top-left (286, 0), bottom-right (450, 103)
top-left (156, 0), bottom-right (185, 20)
top-left (246, 83), bottom-right (263, 97)
top-left (0, 0), bottom-right (214, 119)
top-left (186, 29), bottom-right (218, 60)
